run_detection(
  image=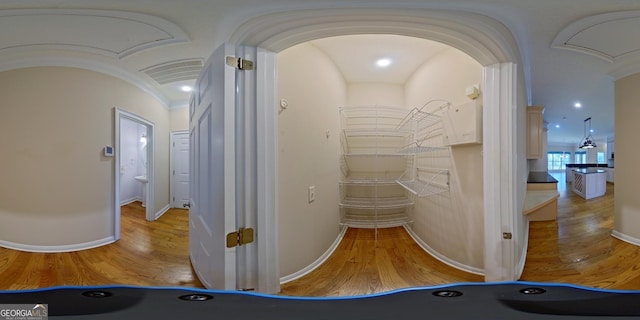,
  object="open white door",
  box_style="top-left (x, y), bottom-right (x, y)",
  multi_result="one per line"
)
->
top-left (189, 43), bottom-right (238, 289)
top-left (190, 42), bottom-right (279, 292)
